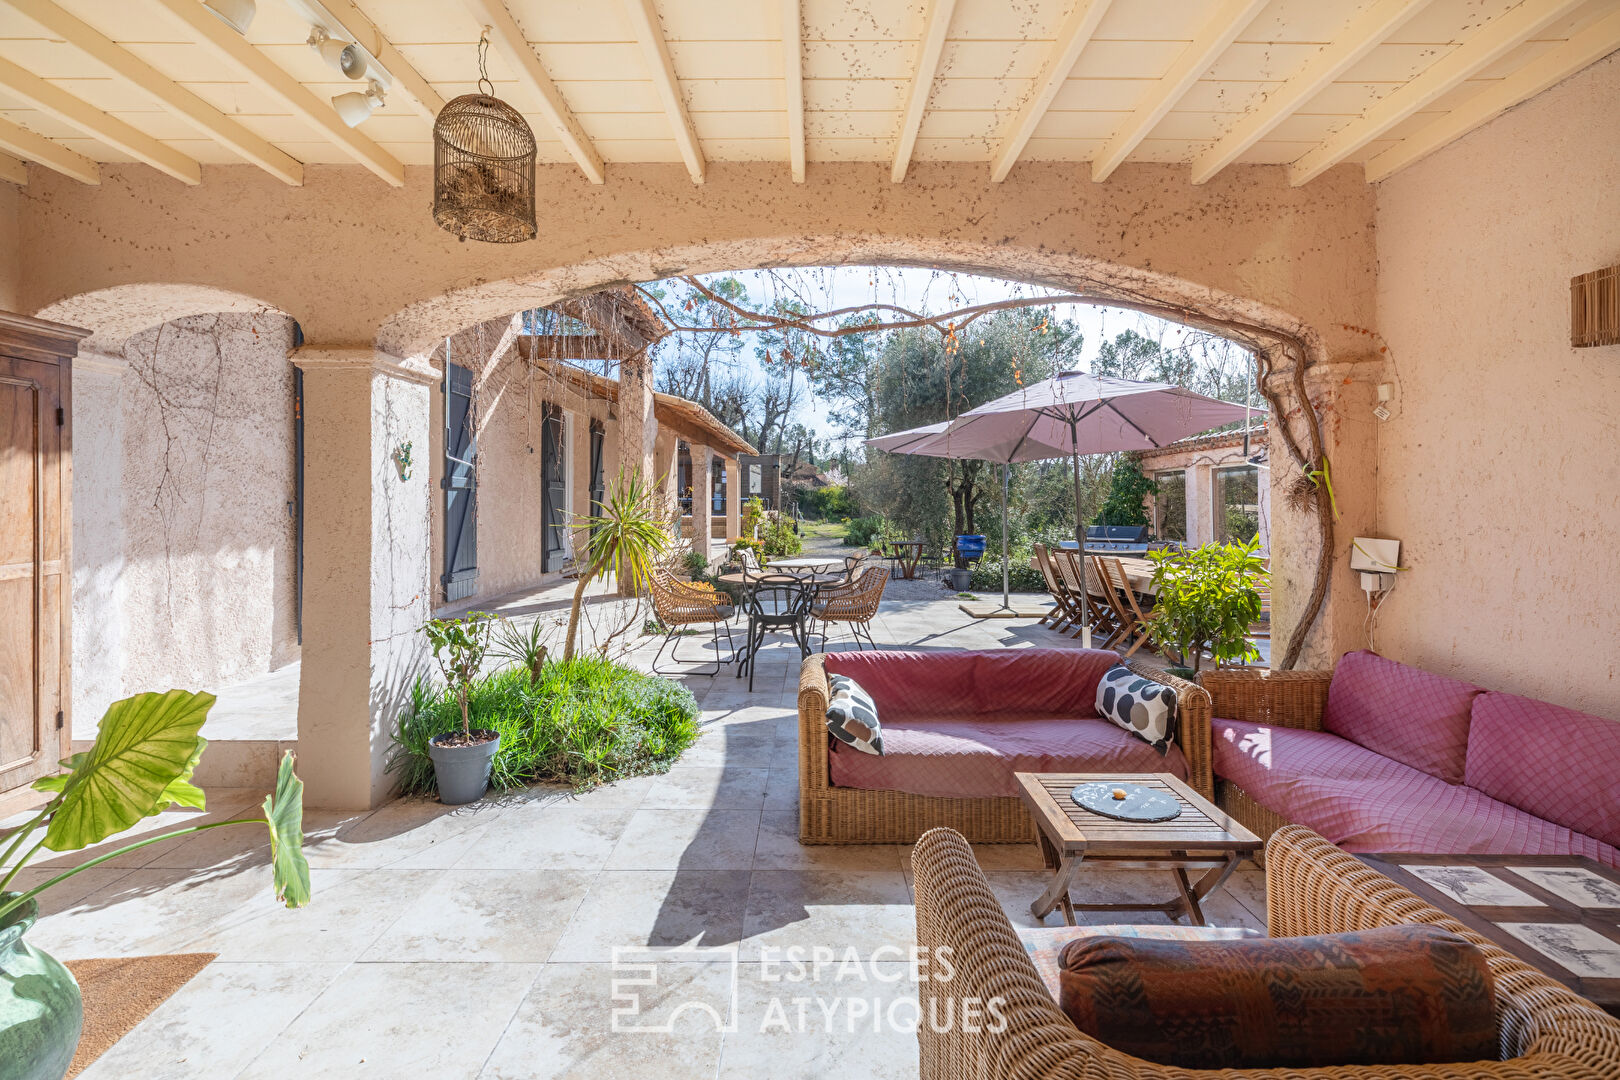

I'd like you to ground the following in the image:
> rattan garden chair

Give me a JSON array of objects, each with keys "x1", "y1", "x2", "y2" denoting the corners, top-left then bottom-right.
[
  {"x1": 810, "y1": 565, "x2": 888, "y2": 651},
  {"x1": 647, "y1": 569, "x2": 737, "y2": 676},
  {"x1": 912, "y1": 822, "x2": 1620, "y2": 1080}
]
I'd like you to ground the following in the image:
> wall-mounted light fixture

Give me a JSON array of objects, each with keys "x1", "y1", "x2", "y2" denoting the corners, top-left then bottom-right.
[
  {"x1": 333, "y1": 82, "x2": 385, "y2": 128},
  {"x1": 204, "y1": 0, "x2": 256, "y2": 34}
]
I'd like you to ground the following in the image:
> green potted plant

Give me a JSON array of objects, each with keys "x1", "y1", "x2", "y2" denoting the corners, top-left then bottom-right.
[
  {"x1": 0, "y1": 691, "x2": 309, "y2": 1080},
  {"x1": 1143, "y1": 540, "x2": 1267, "y2": 676},
  {"x1": 421, "y1": 612, "x2": 498, "y2": 804}
]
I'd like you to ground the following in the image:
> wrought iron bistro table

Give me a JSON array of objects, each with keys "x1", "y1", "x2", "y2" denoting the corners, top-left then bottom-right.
[
  {"x1": 765, "y1": 556, "x2": 843, "y2": 575},
  {"x1": 1015, "y1": 772, "x2": 1262, "y2": 926}
]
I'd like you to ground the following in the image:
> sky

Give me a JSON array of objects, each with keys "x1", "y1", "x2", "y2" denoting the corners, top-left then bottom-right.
[{"x1": 667, "y1": 265, "x2": 1223, "y2": 447}]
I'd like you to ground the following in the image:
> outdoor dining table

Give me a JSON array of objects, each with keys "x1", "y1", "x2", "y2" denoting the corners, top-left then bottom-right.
[{"x1": 765, "y1": 556, "x2": 843, "y2": 575}]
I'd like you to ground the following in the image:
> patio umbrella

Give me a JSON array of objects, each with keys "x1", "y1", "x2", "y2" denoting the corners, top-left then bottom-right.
[{"x1": 867, "y1": 373, "x2": 1257, "y2": 621}]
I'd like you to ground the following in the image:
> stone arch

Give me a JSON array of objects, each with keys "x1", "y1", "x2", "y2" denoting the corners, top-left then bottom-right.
[
  {"x1": 377, "y1": 235, "x2": 1338, "y2": 668},
  {"x1": 35, "y1": 283, "x2": 293, "y2": 355}
]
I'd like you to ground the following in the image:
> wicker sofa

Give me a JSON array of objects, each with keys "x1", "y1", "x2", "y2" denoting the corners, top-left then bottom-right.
[
  {"x1": 1202, "y1": 652, "x2": 1620, "y2": 866},
  {"x1": 912, "y1": 823, "x2": 1620, "y2": 1080},
  {"x1": 798, "y1": 648, "x2": 1210, "y2": 844}
]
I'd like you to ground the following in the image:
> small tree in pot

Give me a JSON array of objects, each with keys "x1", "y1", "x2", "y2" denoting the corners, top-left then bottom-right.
[
  {"x1": 1143, "y1": 540, "x2": 1267, "y2": 676},
  {"x1": 422, "y1": 612, "x2": 498, "y2": 804}
]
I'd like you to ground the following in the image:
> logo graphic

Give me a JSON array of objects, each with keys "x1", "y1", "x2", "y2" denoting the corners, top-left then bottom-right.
[{"x1": 610, "y1": 944, "x2": 741, "y2": 1034}]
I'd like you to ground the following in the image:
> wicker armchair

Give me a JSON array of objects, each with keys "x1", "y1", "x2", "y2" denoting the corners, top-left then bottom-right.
[
  {"x1": 798, "y1": 654, "x2": 1211, "y2": 844},
  {"x1": 647, "y1": 569, "x2": 737, "y2": 676},
  {"x1": 912, "y1": 823, "x2": 1620, "y2": 1080},
  {"x1": 810, "y1": 565, "x2": 889, "y2": 650},
  {"x1": 1200, "y1": 667, "x2": 1334, "y2": 842}
]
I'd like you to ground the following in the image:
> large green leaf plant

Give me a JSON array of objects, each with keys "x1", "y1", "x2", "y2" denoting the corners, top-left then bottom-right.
[
  {"x1": 0, "y1": 690, "x2": 310, "y2": 923},
  {"x1": 1144, "y1": 540, "x2": 1268, "y2": 675}
]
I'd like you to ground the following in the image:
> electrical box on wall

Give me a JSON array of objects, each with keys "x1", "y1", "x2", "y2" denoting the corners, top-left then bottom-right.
[{"x1": 1350, "y1": 537, "x2": 1401, "y2": 574}]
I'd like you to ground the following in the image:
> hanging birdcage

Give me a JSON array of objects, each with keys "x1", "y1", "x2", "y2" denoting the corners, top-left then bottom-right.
[{"x1": 432, "y1": 37, "x2": 536, "y2": 244}]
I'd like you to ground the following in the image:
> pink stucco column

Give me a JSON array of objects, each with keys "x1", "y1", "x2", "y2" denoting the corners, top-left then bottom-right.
[
  {"x1": 291, "y1": 346, "x2": 435, "y2": 810},
  {"x1": 690, "y1": 444, "x2": 713, "y2": 560},
  {"x1": 724, "y1": 456, "x2": 741, "y2": 544}
]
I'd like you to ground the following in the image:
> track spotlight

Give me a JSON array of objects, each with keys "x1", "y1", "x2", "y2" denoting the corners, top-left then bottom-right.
[
  {"x1": 332, "y1": 82, "x2": 385, "y2": 128},
  {"x1": 202, "y1": 0, "x2": 255, "y2": 35},
  {"x1": 307, "y1": 27, "x2": 367, "y2": 80}
]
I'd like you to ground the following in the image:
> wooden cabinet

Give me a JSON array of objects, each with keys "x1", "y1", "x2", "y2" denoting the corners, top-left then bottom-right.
[{"x1": 0, "y1": 311, "x2": 87, "y2": 798}]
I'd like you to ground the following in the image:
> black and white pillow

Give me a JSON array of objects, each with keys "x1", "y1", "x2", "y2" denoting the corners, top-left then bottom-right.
[
  {"x1": 826, "y1": 674, "x2": 883, "y2": 756},
  {"x1": 1095, "y1": 665, "x2": 1177, "y2": 755}
]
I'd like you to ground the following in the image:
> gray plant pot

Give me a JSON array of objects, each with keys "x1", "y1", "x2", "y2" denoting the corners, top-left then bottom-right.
[
  {"x1": 427, "y1": 731, "x2": 500, "y2": 805},
  {"x1": 945, "y1": 568, "x2": 973, "y2": 590}
]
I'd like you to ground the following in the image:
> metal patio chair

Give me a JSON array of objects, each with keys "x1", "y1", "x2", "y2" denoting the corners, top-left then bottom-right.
[{"x1": 735, "y1": 574, "x2": 813, "y2": 692}]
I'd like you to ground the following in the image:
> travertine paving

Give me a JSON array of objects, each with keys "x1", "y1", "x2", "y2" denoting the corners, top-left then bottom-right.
[{"x1": 7, "y1": 587, "x2": 1265, "y2": 1079}]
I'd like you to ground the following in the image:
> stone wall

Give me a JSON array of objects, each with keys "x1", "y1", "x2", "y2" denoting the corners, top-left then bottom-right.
[{"x1": 1374, "y1": 53, "x2": 1620, "y2": 716}]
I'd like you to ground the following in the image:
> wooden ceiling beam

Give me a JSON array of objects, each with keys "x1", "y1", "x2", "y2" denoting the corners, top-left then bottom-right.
[
  {"x1": 150, "y1": 0, "x2": 403, "y2": 186},
  {"x1": 890, "y1": 0, "x2": 956, "y2": 183},
  {"x1": 990, "y1": 0, "x2": 1114, "y2": 182},
  {"x1": 0, "y1": 150, "x2": 26, "y2": 185},
  {"x1": 307, "y1": 0, "x2": 444, "y2": 124},
  {"x1": 0, "y1": 55, "x2": 199, "y2": 183},
  {"x1": 1366, "y1": 7, "x2": 1620, "y2": 183},
  {"x1": 1289, "y1": 0, "x2": 1589, "y2": 186},
  {"x1": 1189, "y1": 0, "x2": 1434, "y2": 185},
  {"x1": 462, "y1": 0, "x2": 605, "y2": 184},
  {"x1": 1090, "y1": 0, "x2": 1266, "y2": 182},
  {"x1": 622, "y1": 0, "x2": 705, "y2": 184},
  {"x1": 0, "y1": 115, "x2": 97, "y2": 183},
  {"x1": 518, "y1": 334, "x2": 615, "y2": 361},
  {"x1": 781, "y1": 0, "x2": 805, "y2": 182},
  {"x1": 6, "y1": 0, "x2": 301, "y2": 185}
]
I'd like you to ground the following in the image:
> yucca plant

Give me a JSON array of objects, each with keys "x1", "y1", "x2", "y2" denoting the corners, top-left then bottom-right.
[
  {"x1": 562, "y1": 468, "x2": 671, "y2": 661},
  {"x1": 491, "y1": 615, "x2": 550, "y2": 686}
]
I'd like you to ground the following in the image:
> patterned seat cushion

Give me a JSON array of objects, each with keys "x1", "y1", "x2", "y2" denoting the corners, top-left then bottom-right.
[
  {"x1": 1017, "y1": 923, "x2": 1259, "y2": 1001},
  {"x1": 1322, "y1": 650, "x2": 1482, "y2": 783},
  {"x1": 828, "y1": 714, "x2": 1188, "y2": 798},
  {"x1": 1095, "y1": 664, "x2": 1176, "y2": 754},
  {"x1": 1054, "y1": 924, "x2": 1497, "y2": 1069},
  {"x1": 825, "y1": 674, "x2": 882, "y2": 755},
  {"x1": 1465, "y1": 691, "x2": 1620, "y2": 849},
  {"x1": 823, "y1": 648, "x2": 1123, "y2": 722}
]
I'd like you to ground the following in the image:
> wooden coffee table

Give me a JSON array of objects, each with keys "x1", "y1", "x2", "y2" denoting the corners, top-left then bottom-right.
[
  {"x1": 1014, "y1": 772, "x2": 1262, "y2": 926},
  {"x1": 1358, "y1": 853, "x2": 1620, "y2": 1015}
]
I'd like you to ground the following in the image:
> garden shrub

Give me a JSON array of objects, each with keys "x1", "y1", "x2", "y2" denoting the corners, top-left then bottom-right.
[
  {"x1": 968, "y1": 557, "x2": 1046, "y2": 592},
  {"x1": 391, "y1": 656, "x2": 701, "y2": 794},
  {"x1": 844, "y1": 515, "x2": 885, "y2": 547},
  {"x1": 760, "y1": 514, "x2": 803, "y2": 557},
  {"x1": 800, "y1": 484, "x2": 855, "y2": 519}
]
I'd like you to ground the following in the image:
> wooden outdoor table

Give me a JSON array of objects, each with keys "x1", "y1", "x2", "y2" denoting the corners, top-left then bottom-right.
[
  {"x1": 885, "y1": 540, "x2": 924, "y2": 579},
  {"x1": 1357, "y1": 852, "x2": 1620, "y2": 1015},
  {"x1": 1015, "y1": 772, "x2": 1261, "y2": 926}
]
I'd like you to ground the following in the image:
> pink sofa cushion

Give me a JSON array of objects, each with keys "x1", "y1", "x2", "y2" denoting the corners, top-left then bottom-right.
[
  {"x1": 1465, "y1": 692, "x2": 1620, "y2": 849},
  {"x1": 1264, "y1": 772, "x2": 1620, "y2": 868},
  {"x1": 823, "y1": 648, "x2": 1122, "y2": 722},
  {"x1": 1212, "y1": 718, "x2": 1421, "y2": 815},
  {"x1": 828, "y1": 714, "x2": 1188, "y2": 798},
  {"x1": 1322, "y1": 650, "x2": 1481, "y2": 784}
]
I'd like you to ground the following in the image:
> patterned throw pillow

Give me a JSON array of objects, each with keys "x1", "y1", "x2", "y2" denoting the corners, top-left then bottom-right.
[
  {"x1": 1094, "y1": 664, "x2": 1176, "y2": 755},
  {"x1": 826, "y1": 674, "x2": 883, "y2": 756},
  {"x1": 1056, "y1": 924, "x2": 1497, "y2": 1070}
]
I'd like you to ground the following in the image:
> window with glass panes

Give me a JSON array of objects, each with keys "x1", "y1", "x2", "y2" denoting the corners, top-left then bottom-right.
[
  {"x1": 1153, "y1": 470, "x2": 1187, "y2": 541},
  {"x1": 1213, "y1": 465, "x2": 1260, "y2": 544}
]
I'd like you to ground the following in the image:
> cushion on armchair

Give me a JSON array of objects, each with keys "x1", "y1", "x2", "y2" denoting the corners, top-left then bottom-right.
[
  {"x1": 825, "y1": 674, "x2": 883, "y2": 756},
  {"x1": 1323, "y1": 650, "x2": 1482, "y2": 783},
  {"x1": 1095, "y1": 664, "x2": 1176, "y2": 755},
  {"x1": 1055, "y1": 924, "x2": 1497, "y2": 1069}
]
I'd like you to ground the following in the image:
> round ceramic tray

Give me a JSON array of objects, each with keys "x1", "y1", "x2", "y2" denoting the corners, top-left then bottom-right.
[{"x1": 1070, "y1": 781, "x2": 1183, "y2": 823}]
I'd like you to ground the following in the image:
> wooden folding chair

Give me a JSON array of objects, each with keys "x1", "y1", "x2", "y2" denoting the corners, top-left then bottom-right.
[
  {"x1": 1047, "y1": 548, "x2": 1103, "y2": 642},
  {"x1": 1032, "y1": 544, "x2": 1078, "y2": 630},
  {"x1": 1078, "y1": 552, "x2": 1128, "y2": 646},
  {"x1": 1099, "y1": 557, "x2": 1175, "y2": 662}
]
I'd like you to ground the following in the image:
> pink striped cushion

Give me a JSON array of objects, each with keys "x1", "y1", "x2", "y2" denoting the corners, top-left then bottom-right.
[
  {"x1": 1280, "y1": 775, "x2": 1620, "y2": 868},
  {"x1": 1212, "y1": 719, "x2": 1419, "y2": 814},
  {"x1": 828, "y1": 714, "x2": 1188, "y2": 798},
  {"x1": 823, "y1": 648, "x2": 1121, "y2": 722},
  {"x1": 1323, "y1": 651, "x2": 1481, "y2": 784},
  {"x1": 1465, "y1": 692, "x2": 1620, "y2": 849}
]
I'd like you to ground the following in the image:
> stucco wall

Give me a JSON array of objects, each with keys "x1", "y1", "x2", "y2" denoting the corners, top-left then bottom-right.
[
  {"x1": 0, "y1": 179, "x2": 18, "y2": 313},
  {"x1": 72, "y1": 313, "x2": 300, "y2": 721},
  {"x1": 1374, "y1": 53, "x2": 1620, "y2": 717}
]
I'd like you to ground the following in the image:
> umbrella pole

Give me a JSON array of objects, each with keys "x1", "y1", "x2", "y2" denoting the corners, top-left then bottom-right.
[
  {"x1": 998, "y1": 461, "x2": 1012, "y2": 613},
  {"x1": 1068, "y1": 419, "x2": 1092, "y2": 648}
]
